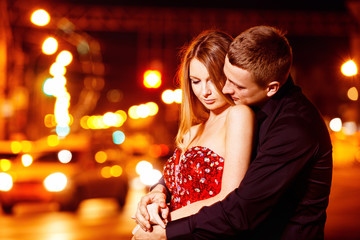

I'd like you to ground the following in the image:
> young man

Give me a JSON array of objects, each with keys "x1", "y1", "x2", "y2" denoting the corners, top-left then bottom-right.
[{"x1": 133, "y1": 25, "x2": 332, "y2": 240}]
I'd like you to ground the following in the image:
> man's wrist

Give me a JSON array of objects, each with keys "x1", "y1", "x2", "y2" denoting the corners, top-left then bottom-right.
[
  {"x1": 152, "y1": 184, "x2": 167, "y2": 194},
  {"x1": 166, "y1": 217, "x2": 194, "y2": 240}
]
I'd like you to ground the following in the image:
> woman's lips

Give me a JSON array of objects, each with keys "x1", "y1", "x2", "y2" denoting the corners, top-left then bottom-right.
[{"x1": 203, "y1": 99, "x2": 215, "y2": 104}]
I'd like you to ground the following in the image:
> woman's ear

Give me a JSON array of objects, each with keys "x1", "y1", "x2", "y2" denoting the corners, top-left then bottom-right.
[{"x1": 266, "y1": 81, "x2": 280, "y2": 97}]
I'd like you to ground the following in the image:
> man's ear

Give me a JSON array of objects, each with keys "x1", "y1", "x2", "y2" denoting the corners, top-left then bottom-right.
[{"x1": 266, "y1": 81, "x2": 280, "y2": 97}]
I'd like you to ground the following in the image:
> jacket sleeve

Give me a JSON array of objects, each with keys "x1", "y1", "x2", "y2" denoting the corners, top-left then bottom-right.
[
  {"x1": 150, "y1": 176, "x2": 172, "y2": 203},
  {"x1": 166, "y1": 117, "x2": 321, "y2": 239}
]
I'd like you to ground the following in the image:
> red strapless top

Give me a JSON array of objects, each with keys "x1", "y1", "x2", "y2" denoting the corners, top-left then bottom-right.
[{"x1": 163, "y1": 146, "x2": 225, "y2": 211}]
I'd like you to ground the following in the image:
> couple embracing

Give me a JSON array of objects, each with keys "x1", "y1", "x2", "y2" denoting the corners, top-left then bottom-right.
[{"x1": 132, "y1": 25, "x2": 332, "y2": 240}]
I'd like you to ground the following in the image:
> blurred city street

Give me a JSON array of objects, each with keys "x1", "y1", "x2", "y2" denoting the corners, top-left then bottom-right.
[
  {"x1": 0, "y1": 183, "x2": 144, "y2": 240},
  {"x1": 1, "y1": 0, "x2": 360, "y2": 240},
  {"x1": 0, "y1": 162, "x2": 360, "y2": 240},
  {"x1": 325, "y1": 164, "x2": 360, "y2": 240}
]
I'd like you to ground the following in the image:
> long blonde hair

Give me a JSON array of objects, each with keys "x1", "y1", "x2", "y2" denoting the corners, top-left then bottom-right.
[{"x1": 175, "y1": 30, "x2": 233, "y2": 151}]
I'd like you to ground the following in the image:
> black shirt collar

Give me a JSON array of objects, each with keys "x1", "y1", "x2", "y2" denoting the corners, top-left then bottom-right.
[{"x1": 253, "y1": 75, "x2": 295, "y2": 123}]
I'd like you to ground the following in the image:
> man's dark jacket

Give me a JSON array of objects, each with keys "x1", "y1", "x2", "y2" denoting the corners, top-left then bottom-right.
[{"x1": 157, "y1": 77, "x2": 333, "y2": 240}]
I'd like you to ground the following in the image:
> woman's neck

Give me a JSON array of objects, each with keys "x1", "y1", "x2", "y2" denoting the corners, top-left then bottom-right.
[{"x1": 207, "y1": 104, "x2": 230, "y2": 123}]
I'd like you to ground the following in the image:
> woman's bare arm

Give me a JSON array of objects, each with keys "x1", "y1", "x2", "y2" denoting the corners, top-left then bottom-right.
[{"x1": 170, "y1": 105, "x2": 255, "y2": 221}]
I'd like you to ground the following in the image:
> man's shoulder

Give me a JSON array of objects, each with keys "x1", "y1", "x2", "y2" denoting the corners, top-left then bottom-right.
[{"x1": 267, "y1": 91, "x2": 330, "y2": 145}]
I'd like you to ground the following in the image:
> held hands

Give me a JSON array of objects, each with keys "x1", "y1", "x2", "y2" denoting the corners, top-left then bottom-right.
[
  {"x1": 147, "y1": 203, "x2": 169, "y2": 227},
  {"x1": 132, "y1": 202, "x2": 168, "y2": 234},
  {"x1": 132, "y1": 225, "x2": 167, "y2": 240},
  {"x1": 132, "y1": 186, "x2": 169, "y2": 232}
]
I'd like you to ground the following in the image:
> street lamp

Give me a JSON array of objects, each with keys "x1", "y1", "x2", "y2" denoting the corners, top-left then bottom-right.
[
  {"x1": 341, "y1": 60, "x2": 358, "y2": 77},
  {"x1": 30, "y1": 9, "x2": 50, "y2": 26},
  {"x1": 341, "y1": 60, "x2": 359, "y2": 101},
  {"x1": 143, "y1": 70, "x2": 162, "y2": 89}
]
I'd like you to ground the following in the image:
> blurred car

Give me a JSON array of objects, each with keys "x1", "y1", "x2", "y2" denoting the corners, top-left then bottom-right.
[{"x1": 0, "y1": 137, "x2": 129, "y2": 214}]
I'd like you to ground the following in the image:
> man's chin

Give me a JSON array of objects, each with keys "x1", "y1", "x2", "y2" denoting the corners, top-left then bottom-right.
[{"x1": 233, "y1": 99, "x2": 243, "y2": 105}]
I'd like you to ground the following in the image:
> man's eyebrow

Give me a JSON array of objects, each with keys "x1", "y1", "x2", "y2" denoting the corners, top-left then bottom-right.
[{"x1": 227, "y1": 78, "x2": 242, "y2": 87}]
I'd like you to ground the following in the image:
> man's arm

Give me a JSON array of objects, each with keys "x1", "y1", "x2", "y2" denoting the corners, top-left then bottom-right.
[
  {"x1": 150, "y1": 176, "x2": 171, "y2": 203},
  {"x1": 166, "y1": 119, "x2": 321, "y2": 239},
  {"x1": 133, "y1": 225, "x2": 167, "y2": 240}
]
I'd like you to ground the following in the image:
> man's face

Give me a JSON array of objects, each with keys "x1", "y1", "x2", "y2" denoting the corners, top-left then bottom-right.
[{"x1": 222, "y1": 56, "x2": 268, "y2": 106}]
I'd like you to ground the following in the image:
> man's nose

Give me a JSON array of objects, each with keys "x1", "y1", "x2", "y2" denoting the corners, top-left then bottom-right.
[{"x1": 222, "y1": 81, "x2": 232, "y2": 94}]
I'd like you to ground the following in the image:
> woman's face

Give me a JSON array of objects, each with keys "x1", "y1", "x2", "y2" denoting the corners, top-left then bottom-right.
[{"x1": 189, "y1": 58, "x2": 229, "y2": 111}]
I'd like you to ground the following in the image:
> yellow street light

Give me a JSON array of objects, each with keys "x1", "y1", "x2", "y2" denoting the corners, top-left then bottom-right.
[
  {"x1": 31, "y1": 9, "x2": 50, "y2": 26},
  {"x1": 143, "y1": 70, "x2": 162, "y2": 88},
  {"x1": 42, "y1": 37, "x2": 58, "y2": 55},
  {"x1": 56, "y1": 50, "x2": 73, "y2": 66},
  {"x1": 341, "y1": 60, "x2": 358, "y2": 77}
]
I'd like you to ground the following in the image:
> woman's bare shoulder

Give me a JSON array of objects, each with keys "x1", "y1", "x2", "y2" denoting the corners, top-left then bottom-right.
[{"x1": 227, "y1": 104, "x2": 254, "y2": 120}]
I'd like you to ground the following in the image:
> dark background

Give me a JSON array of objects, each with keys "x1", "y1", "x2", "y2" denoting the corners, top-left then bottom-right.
[{"x1": 4, "y1": 0, "x2": 358, "y2": 142}]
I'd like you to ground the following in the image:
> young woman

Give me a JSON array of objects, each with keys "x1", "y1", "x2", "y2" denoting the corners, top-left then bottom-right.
[{"x1": 132, "y1": 30, "x2": 255, "y2": 233}]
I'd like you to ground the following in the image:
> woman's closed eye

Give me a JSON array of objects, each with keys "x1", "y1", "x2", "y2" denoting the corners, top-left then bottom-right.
[{"x1": 191, "y1": 79, "x2": 200, "y2": 84}]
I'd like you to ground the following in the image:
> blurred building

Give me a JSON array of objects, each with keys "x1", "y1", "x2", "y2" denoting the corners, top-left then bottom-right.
[{"x1": 0, "y1": 0, "x2": 359, "y2": 148}]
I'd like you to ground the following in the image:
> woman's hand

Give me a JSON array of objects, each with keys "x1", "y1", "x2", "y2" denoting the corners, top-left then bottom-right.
[
  {"x1": 146, "y1": 202, "x2": 168, "y2": 227},
  {"x1": 132, "y1": 203, "x2": 168, "y2": 236},
  {"x1": 132, "y1": 185, "x2": 169, "y2": 232}
]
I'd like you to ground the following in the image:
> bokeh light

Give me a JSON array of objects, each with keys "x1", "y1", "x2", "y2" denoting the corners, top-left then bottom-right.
[
  {"x1": 143, "y1": 70, "x2": 162, "y2": 88},
  {"x1": 44, "y1": 114, "x2": 57, "y2": 128},
  {"x1": 0, "y1": 173, "x2": 13, "y2": 191},
  {"x1": 0, "y1": 159, "x2": 11, "y2": 171},
  {"x1": 21, "y1": 154, "x2": 33, "y2": 167},
  {"x1": 44, "y1": 172, "x2": 67, "y2": 192},
  {"x1": 347, "y1": 87, "x2": 359, "y2": 101},
  {"x1": 139, "y1": 169, "x2": 162, "y2": 186},
  {"x1": 128, "y1": 106, "x2": 139, "y2": 119},
  {"x1": 103, "y1": 112, "x2": 117, "y2": 126},
  {"x1": 58, "y1": 150, "x2": 72, "y2": 163},
  {"x1": 113, "y1": 131, "x2": 125, "y2": 144},
  {"x1": 136, "y1": 104, "x2": 150, "y2": 118},
  {"x1": 162, "y1": 89, "x2": 174, "y2": 104},
  {"x1": 341, "y1": 60, "x2": 358, "y2": 77},
  {"x1": 21, "y1": 141, "x2": 33, "y2": 153},
  {"x1": 110, "y1": 165, "x2": 123, "y2": 177},
  {"x1": 10, "y1": 141, "x2": 21, "y2": 154},
  {"x1": 42, "y1": 37, "x2": 58, "y2": 55},
  {"x1": 329, "y1": 118, "x2": 342, "y2": 132},
  {"x1": 31, "y1": 9, "x2": 50, "y2": 26},
  {"x1": 174, "y1": 89, "x2": 182, "y2": 103},
  {"x1": 135, "y1": 161, "x2": 153, "y2": 175},
  {"x1": 146, "y1": 102, "x2": 159, "y2": 116},
  {"x1": 47, "y1": 135, "x2": 60, "y2": 147},
  {"x1": 101, "y1": 166, "x2": 112, "y2": 178},
  {"x1": 95, "y1": 151, "x2": 107, "y2": 163},
  {"x1": 56, "y1": 50, "x2": 73, "y2": 66},
  {"x1": 107, "y1": 89, "x2": 123, "y2": 103},
  {"x1": 49, "y1": 62, "x2": 66, "y2": 76}
]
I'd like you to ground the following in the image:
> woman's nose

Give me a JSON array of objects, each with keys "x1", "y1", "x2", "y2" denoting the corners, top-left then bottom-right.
[{"x1": 202, "y1": 84, "x2": 211, "y2": 96}]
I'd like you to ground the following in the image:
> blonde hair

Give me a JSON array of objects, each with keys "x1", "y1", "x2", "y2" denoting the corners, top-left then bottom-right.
[{"x1": 175, "y1": 30, "x2": 233, "y2": 151}]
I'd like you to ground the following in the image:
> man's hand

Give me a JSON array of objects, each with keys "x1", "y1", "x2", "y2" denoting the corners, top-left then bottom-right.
[
  {"x1": 132, "y1": 225, "x2": 167, "y2": 240},
  {"x1": 146, "y1": 203, "x2": 169, "y2": 228},
  {"x1": 133, "y1": 185, "x2": 169, "y2": 231}
]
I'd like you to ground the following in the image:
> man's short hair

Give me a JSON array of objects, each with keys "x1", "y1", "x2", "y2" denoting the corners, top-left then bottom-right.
[{"x1": 228, "y1": 25, "x2": 293, "y2": 87}]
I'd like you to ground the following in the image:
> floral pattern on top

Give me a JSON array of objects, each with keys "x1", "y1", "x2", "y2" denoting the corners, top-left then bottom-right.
[{"x1": 163, "y1": 146, "x2": 225, "y2": 211}]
